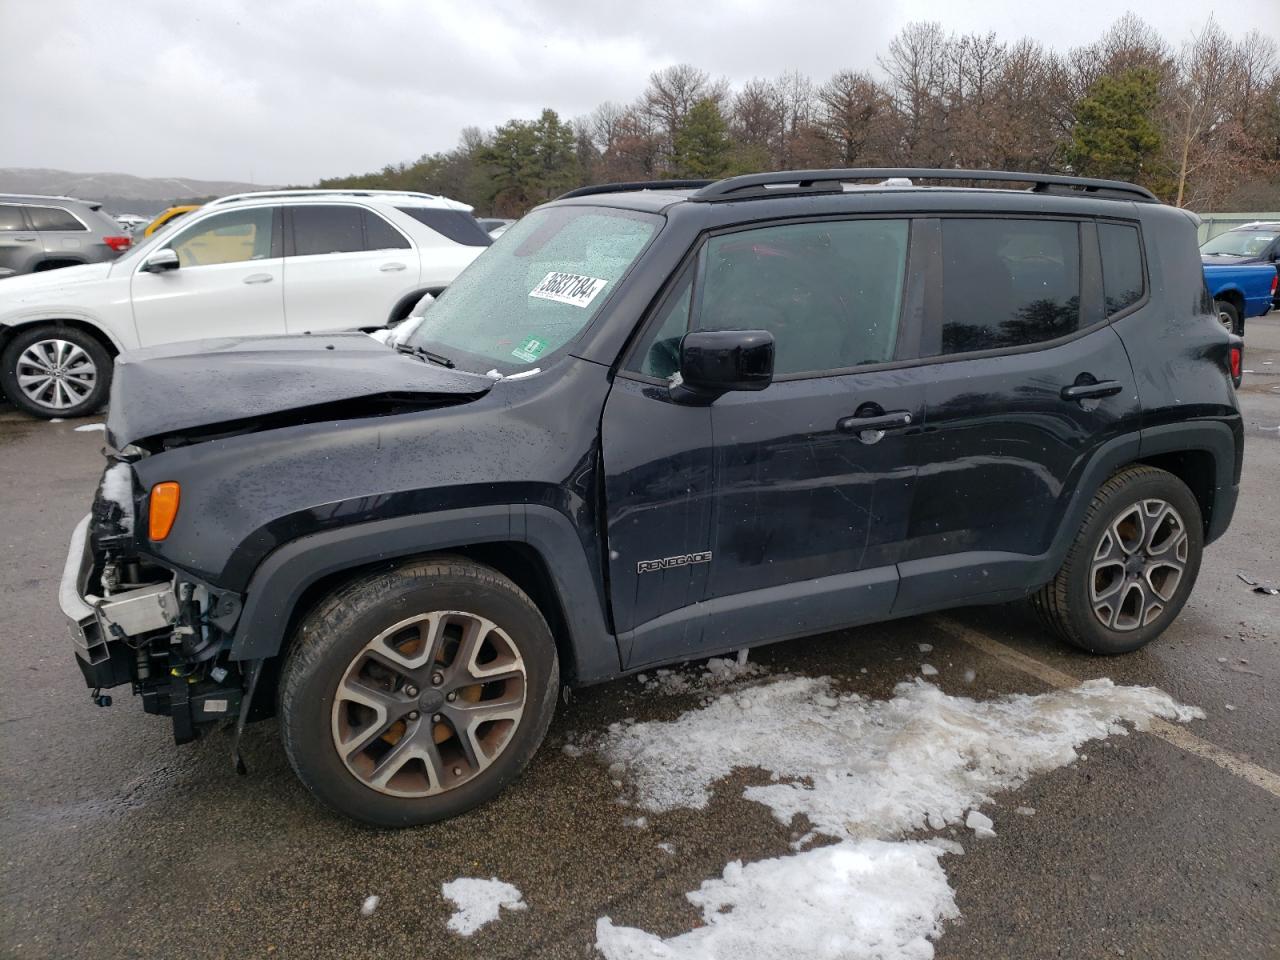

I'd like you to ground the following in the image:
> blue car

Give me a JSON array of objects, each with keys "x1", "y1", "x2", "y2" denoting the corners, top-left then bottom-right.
[{"x1": 1202, "y1": 222, "x2": 1280, "y2": 332}]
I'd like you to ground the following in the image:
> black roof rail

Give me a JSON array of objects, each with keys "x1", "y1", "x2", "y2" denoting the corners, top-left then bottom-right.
[
  {"x1": 556, "y1": 179, "x2": 714, "y2": 200},
  {"x1": 688, "y1": 168, "x2": 1158, "y2": 203}
]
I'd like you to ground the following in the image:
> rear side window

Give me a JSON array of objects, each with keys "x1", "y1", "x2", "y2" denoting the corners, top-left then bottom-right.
[
  {"x1": 26, "y1": 205, "x2": 86, "y2": 231},
  {"x1": 695, "y1": 218, "x2": 909, "y2": 376},
  {"x1": 0, "y1": 206, "x2": 27, "y2": 231},
  {"x1": 938, "y1": 218, "x2": 1081, "y2": 354},
  {"x1": 396, "y1": 207, "x2": 492, "y2": 247},
  {"x1": 363, "y1": 210, "x2": 410, "y2": 250},
  {"x1": 1098, "y1": 222, "x2": 1145, "y2": 315},
  {"x1": 292, "y1": 205, "x2": 364, "y2": 255}
]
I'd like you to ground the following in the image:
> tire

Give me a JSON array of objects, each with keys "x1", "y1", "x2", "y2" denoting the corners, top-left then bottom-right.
[
  {"x1": 0, "y1": 324, "x2": 112, "y2": 419},
  {"x1": 278, "y1": 557, "x2": 560, "y2": 827},
  {"x1": 1032, "y1": 465, "x2": 1203, "y2": 655},
  {"x1": 1214, "y1": 299, "x2": 1242, "y2": 336}
]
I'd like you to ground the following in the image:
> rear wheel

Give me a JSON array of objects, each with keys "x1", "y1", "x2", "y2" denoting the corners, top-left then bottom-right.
[
  {"x1": 0, "y1": 325, "x2": 112, "y2": 419},
  {"x1": 1032, "y1": 466, "x2": 1203, "y2": 654},
  {"x1": 278, "y1": 557, "x2": 559, "y2": 827},
  {"x1": 1214, "y1": 299, "x2": 1242, "y2": 336}
]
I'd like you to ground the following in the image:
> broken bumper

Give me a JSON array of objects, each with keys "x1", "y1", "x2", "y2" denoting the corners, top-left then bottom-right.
[{"x1": 59, "y1": 513, "x2": 177, "y2": 688}]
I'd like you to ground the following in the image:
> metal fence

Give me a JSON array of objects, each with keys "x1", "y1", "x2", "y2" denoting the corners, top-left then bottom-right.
[{"x1": 1197, "y1": 212, "x2": 1280, "y2": 243}]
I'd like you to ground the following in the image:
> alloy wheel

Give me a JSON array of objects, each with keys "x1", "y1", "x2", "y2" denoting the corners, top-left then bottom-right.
[
  {"x1": 16, "y1": 338, "x2": 97, "y2": 410},
  {"x1": 1089, "y1": 498, "x2": 1189, "y2": 632},
  {"x1": 331, "y1": 611, "x2": 527, "y2": 797}
]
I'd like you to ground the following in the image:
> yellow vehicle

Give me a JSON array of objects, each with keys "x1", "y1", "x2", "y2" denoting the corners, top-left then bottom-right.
[{"x1": 142, "y1": 204, "x2": 200, "y2": 237}]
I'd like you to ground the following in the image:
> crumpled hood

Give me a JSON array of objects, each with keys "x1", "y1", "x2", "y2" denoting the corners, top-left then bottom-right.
[{"x1": 106, "y1": 333, "x2": 495, "y2": 447}]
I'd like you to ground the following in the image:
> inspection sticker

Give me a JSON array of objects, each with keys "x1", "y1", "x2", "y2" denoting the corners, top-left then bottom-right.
[
  {"x1": 512, "y1": 336, "x2": 548, "y2": 363},
  {"x1": 529, "y1": 271, "x2": 608, "y2": 308}
]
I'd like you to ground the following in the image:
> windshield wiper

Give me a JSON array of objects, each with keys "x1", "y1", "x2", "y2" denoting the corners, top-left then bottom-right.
[{"x1": 394, "y1": 342, "x2": 455, "y2": 369}]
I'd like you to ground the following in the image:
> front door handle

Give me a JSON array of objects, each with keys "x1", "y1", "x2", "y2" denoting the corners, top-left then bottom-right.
[
  {"x1": 838, "y1": 410, "x2": 913, "y2": 433},
  {"x1": 1060, "y1": 379, "x2": 1123, "y2": 401},
  {"x1": 12, "y1": 235, "x2": 36, "y2": 242},
  {"x1": 379, "y1": 262, "x2": 407, "y2": 272},
  {"x1": 243, "y1": 273, "x2": 273, "y2": 284}
]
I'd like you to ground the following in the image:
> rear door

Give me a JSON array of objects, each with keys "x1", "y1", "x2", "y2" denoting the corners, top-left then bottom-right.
[
  {"x1": 895, "y1": 216, "x2": 1141, "y2": 612},
  {"x1": 0, "y1": 204, "x2": 37, "y2": 277},
  {"x1": 606, "y1": 216, "x2": 929, "y2": 669},
  {"x1": 282, "y1": 204, "x2": 418, "y2": 332},
  {"x1": 131, "y1": 205, "x2": 286, "y2": 344},
  {"x1": 25, "y1": 203, "x2": 92, "y2": 264}
]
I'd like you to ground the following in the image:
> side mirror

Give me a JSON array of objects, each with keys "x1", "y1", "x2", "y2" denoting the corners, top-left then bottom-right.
[
  {"x1": 142, "y1": 249, "x2": 180, "y2": 273},
  {"x1": 672, "y1": 329, "x2": 774, "y2": 403}
]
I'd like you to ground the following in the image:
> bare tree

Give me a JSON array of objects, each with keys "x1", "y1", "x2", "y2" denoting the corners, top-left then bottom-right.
[{"x1": 817, "y1": 70, "x2": 890, "y2": 166}]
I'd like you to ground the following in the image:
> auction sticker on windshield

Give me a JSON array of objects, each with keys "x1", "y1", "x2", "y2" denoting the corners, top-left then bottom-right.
[
  {"x1": 512, "y1": 336, "x2": 548, "y2": 363},
  {"x1": 529, "y1": 272, "x2": 608, "y2": 308}
]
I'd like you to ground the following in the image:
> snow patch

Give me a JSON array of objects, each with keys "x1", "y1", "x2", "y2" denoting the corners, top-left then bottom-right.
[
  {"x1": 442, "y1": 877, "x2": 526, "y2": 936},
  {"x1": 920, "y1": 663, "x2": 939, "y2": 676},
  {"x1": 965, "y1": 810, "x2": 995, "y2": 838},
  {"x1": 918, "y1": 643, "x2": 933, "y2": 653},
  {"x1": 360, "y1": 895, "x2": 380, "y2": 917},
  {"x1": 99, "y1": 463, "x2": 134, "y2": 534},
  {"x1": 639, "y1": 656, "x2": 767, "y2": 696},
  {"x1": 74, "y1": 422, "x2": 106, "y2": 432},
  {"x1": 596, "y1": 840, "x2": 959, "y2": 960},
  {"x1": 598, "y1": 676, "x2": 1202, "y2": 840}
]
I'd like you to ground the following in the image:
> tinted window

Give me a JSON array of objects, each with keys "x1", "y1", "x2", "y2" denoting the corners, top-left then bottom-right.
[
  {"x1": 168, "y1": 208, "x2": 275, "y2": 267},
  {"x1": 1098, "y1": 223, "x2": 1144, "y2": 315},
  {"x1": 363, "y1": 210, "x2": 410, "y2": 250},
  {"x1": 696, "y1": 219, "x2": 908, "y2": 376},
  {"x1": 397, "y1": 207, "x2": 492, "y2": 247},
  {"x1": 0, "y1": 206, "x2": 26, "y2": 231},
  {"x1": 632, "y1": 269, "x2": 694, "y2": 378},
  {"x1": 292, "y1": 205, "x2": 363, "y2": 256},
  {"x1": 939, "y1": 218, "x2": 1080, "y2": 354},
  {"x1": 26, "y1": 205, "x2": 86, "y2": 231}
]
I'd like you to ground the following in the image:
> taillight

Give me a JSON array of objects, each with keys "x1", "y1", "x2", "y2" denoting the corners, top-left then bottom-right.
[
  {"x1": 103, "y1": 235, "x2": 132, "y2": 252},
  {"x1": 148, "y1": 482, "x2": 181, "y2": 541},
  {"x1": 1271, "y1": 271, "x2": 1278, "y2": 295},
  {"x1": 1230, "y1": 346, "x2": 1242, "y2": 380}
]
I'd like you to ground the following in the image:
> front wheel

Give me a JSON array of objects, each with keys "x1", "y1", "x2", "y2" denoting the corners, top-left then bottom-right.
[
  {"x1": 0, "y1": 325, "x2": 112, "y2": 419},
  {"x1": 278, "y1": 557, "x2": 559, "y2": 827},
  {"x1": 1032, "y1": 466, "x2": 1203, "y2": 654}
]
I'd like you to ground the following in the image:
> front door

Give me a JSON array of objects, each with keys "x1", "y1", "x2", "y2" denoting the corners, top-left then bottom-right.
[
  {"x1": 131, "y1": 206, "x2": 285, "y2": 345},
  {"x1": 609, "y1": 217, "x2": 927, "y2": 669}
]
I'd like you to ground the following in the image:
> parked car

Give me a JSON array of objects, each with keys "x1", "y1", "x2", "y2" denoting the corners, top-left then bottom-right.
[
  {"x1": 60, "y1": 168, "x2": 1241, "y2": 826},
  {"x1": 1202, "y1": 260, "x2": 1276, "y2": 334},
  {"x1": 0, "y1": 194, "x2": 132, "y2": 280},
  {"x1": 1201, "y1": 221, "x2": 1280, "y2": 265},
  {"x1": 112, "y1": 213, "x2": 149, "y2": 232},
  {"x1": 0, "y1": 189, "x2": 491, "y2": 418},
  {"x1": 142, "y1": 204, "x2": 200, "y2": 237},
  {"x1": 477, "y1": 217, "x2": 515, "y2": 237}
]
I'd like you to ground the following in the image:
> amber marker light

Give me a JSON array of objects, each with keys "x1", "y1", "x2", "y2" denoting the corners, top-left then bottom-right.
[{"x1": 148, "y1": 482, "x2": 181, "y2": 541}]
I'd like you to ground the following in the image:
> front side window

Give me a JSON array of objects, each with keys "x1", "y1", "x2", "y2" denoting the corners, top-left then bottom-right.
[
  {"x1": 696, "y1": 219, "x2": 909, "y2": 376},
  {"x1": 407, "y1": 205, "x2": 659, "y2": 372},
  {"x1": 26, "y1": 205, "x2": 86, "y2": 231},
  {"x1": 167, "y1": 208, "x2": 275, "y2": 267},
  {"x1": 938, "y1": 218, "x2": 1081, "y2": 355},
  {"x1": 1098, "y1": 222, "x2": 1144, "y2": 316},
  {"x1": 0, "y1": 206, "x2": 27, "y2": 231},
  {"x1": 291, "y1": 205, "x2": 364, "y2": 256}
]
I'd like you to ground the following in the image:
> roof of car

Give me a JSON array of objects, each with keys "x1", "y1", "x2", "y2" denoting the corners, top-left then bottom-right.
[
  {"x1": 0, "y1": 193, "x2": 103, "y2": 209},
  {"x1": 205, "y1": 189, "x2": 473, "y2": 212}
]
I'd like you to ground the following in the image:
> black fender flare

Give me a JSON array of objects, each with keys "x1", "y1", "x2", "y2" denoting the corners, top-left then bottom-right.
[{"x1": 227, "y1": 504, "x2": 620, "y2": 682}]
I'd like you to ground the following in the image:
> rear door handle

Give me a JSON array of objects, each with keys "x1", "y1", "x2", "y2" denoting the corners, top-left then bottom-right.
[
  {"x1": 12, "y1": 236, "x2": 36, "y2": 242},
  {"x1": 1060, "y1": 380, "x2": 1123, "y2": 401},
  {"x1": 242, "y1": 273, "x2": 273, "y2": 284},
  {"x1": 837, "y1": 410, "x2": 913, "y2": 441},
  {"x1": 379, "y1": 262, "x2": 407, "y2": 272}
]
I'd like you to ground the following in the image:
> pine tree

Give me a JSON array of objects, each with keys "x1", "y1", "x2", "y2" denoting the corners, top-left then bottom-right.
[
  {"x1": 1068, "y1": 68, "x2": 1164, "y2": 186},
  {"x1": 672, "y1": 98, "x2": 732, "y2": 178}
]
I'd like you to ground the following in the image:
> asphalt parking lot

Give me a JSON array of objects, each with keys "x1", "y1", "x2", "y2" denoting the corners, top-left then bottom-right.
[{"x1": 1, "y1": 319, "x2": 1277, "y2": 960}]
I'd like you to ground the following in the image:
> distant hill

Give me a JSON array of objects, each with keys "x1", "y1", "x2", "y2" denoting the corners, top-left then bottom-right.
[{"x1": 0, "y1": 167, "x2": 277, "y2": 215}]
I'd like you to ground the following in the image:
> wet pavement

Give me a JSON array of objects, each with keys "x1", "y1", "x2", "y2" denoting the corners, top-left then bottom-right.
[{"x1": 1, "y1": 319, "x2": 1277, "y2": 960}]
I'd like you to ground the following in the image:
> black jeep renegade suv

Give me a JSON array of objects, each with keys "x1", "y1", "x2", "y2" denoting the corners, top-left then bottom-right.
[{"x1": 60, "y1": 169, "x2": 1244, "y2": 826}]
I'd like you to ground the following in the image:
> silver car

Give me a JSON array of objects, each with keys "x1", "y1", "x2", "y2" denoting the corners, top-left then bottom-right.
[{"x1": 0, "y1": 194, "x2": 133, "y2": 279}]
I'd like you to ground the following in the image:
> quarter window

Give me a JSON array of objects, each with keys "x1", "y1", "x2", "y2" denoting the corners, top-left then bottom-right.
[
  {"x1": 167, "y1": 208, "x2": 275, "y2": 267},
  {"x1": 26, "y1": 205, "x2": 86, "y2": 231},
  {"x1": 694, "y1": 219, "x2": 909, "y2": 376},
  {"x1": 291, "y1": 205, "x2": 364, "y2": 256},
  {"x1": 1098, "y1": 222, "x2": 1144, "y2": 315},
  {"x1": 938, "y1": 218, "x2": 1081, "y2": 354},
  {"x1": 633, "y1": 270, "x2": 694, "y2": 379},
  {"x1": 0, "y1": 206, "x2": 27, "y2": 231}
]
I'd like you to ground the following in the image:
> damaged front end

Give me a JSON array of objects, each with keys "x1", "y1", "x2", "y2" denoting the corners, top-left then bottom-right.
[{"x1": 60, "y1": 461, "x2": 251, "y2": 746}]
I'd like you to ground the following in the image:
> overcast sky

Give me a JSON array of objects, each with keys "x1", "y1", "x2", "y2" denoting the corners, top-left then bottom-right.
[{"x1": 4, "y1": 0, "x2": 1277, "y2": 185}]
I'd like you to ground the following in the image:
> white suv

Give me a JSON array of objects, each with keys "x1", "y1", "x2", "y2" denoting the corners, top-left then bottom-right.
[{"x1": 0, "y1": 190, "x2": 490, "y2": 418}]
